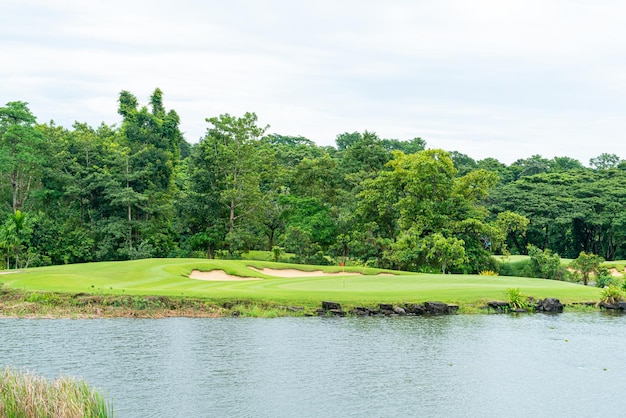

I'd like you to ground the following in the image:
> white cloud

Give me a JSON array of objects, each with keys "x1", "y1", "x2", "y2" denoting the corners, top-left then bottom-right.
[{"x1": 2, "y1": 0, "x2": 626, "y2": 163}]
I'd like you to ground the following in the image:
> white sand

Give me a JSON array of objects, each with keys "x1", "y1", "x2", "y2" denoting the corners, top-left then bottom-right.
[
  {"x1": 570, "y1": 267, "x2": 624, "y2": 278},
  {"x1": 248, "y1": 267, "x2": 362, "y2": 277},
  {"x1": 189, "y1": 270, "x2": 262, "y2": 281},
  {"x1": 189, "y1": 267, "x2": 394, "y2": 281}
]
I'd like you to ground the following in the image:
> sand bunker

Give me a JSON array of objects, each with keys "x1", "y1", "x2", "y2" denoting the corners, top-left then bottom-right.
[
  {"x1": 569, "y1": 267, "x2": 625, "y2": 278},
  {"x1": 190, "y1": 267, "x2": 394, "y2": 281},
  {"x1": 248, "y1": 267, "x2": 362, "y2": 278},
  {"x1": 189, "y1": 270, "x2": 262, "y2": 281}
]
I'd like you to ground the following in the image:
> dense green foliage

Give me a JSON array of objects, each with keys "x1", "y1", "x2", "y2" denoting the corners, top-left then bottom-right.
[{"x1": 2, "y1": 89, "x2": 625, "y2": 277}]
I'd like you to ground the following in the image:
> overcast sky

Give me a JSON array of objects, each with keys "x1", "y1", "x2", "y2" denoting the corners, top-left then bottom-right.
[{"x1": 2, "y1": 0, "x2": 626, "y2": 164}]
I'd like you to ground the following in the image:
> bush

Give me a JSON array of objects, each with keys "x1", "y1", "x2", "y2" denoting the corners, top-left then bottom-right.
[
  {"x1": 596, "y1": 267, "x2": 619, "y2": 288},
  {"x1": 498, "y1": 259, "x2": 531, "y2": 277},
  {"x1": 600, "y1": 285, "x2": 623, "y2": 305},
  {"x1": 460, "y1": 246, "x2": 499, "y2": 274},
  {"x1": 299, "y1": 251, "x2": 331, "y2": 266},
  {"x1": 416, "y1": 264, "x2": 444, "y2": 274},
  {"x1": 506, "y1": 288, "x2": 531, "y2": 310},
  {"x1": 271, "y1": 246, "x2": 283, "y2": 262},
  {"x1": 527, "y1": 245, "x2": 566, "y2": 280}
]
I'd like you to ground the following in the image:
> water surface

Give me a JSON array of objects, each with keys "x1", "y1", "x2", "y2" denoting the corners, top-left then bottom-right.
[{"x1": 1, "y1": 314, "x2": 625, "y2": 417}]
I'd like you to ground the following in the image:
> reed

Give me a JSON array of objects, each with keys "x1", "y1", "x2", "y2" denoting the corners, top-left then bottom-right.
[{"x1": 0, "y1": 367, "x2": 113, "y2": 418}]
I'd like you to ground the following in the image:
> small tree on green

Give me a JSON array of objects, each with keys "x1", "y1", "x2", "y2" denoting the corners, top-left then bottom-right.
[
  {"x1": 570, "y1": 251, "x2": 605, "y2": 286},
  {"x1": 271, "y1": 245, "x2": 283, "y2": 262},
  {"x1": 421, "y1": 233, "x2": 466, "y2": 274},
  {"x1": 527, "y1": 245, "x2": 566, "y2": 280},
  {"x1": 0, "y1": 101, "x2": 46, "y2": 213},
  {"x1": 0, "y1": 210, "x2": 33, "y2": 269}
]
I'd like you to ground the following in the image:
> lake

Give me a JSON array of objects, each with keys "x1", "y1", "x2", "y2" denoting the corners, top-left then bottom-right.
[{"x1": 1, "y1": 313, "x2": 626, "y2": 417}]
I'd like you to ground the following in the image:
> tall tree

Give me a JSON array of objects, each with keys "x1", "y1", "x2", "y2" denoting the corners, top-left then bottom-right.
[
  {"x1": 0, "y1": 101, "x2": 45, "y2": 213},
  {"x1": 381, "y1": 137, "x2": 426, "y2": 154},
  {"x1": 356, "y1": 149, "x2": 498, "y2": 271},
  {"x1": 488, "y1": 172, "x2": 578, "y2": 254},
  {"x1": 509, "y1": 154, "x2": 551, "y2": 179},
  {"x1": 589, "y1": 153, "x2": 621, "y2": 170},
  {"x1": 550, "y1": 156, "x2": 584, "y2": 172},
  {"x1": 185, "y1": 112, "x2": 272, "y2": 255},
  {"x1": 115, "y1": 89, "x2": 184, "y2": 258}
]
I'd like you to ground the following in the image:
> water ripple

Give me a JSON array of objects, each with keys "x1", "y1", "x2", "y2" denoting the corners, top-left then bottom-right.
[{"x1": 1, "y1": 314, "x2": 625, "y2": 417}]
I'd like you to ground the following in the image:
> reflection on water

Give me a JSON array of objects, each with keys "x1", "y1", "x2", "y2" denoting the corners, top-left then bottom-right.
[{"x1": 1, "y1": 314, "x2": 626, "y2": 417}]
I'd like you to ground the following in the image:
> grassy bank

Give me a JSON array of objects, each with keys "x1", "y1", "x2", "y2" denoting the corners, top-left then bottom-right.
[
  {"x1": 0, "y1": 258, "x2": 604, "y2": 317},
  {"x1": 0, "y1": 287, "x2": 229, "y2": 318},
  {"x1": 0, "y1": 367, "x2": 112, "y2": 417}
]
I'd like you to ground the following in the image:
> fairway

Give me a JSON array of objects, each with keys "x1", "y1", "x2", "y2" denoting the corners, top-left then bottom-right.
[{"x1": 0, "y1": 258, "x2": 602, "y2": 308}]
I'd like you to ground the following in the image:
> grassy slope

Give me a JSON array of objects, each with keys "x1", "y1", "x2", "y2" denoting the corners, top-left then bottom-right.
[{"x1": 0, "y1": 258, "x2": 601, "y2": 308}]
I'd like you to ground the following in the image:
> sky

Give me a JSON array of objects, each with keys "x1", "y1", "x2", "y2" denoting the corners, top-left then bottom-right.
[{"x1": 2, "y1": 0, "x2": 626, "y2": 164}]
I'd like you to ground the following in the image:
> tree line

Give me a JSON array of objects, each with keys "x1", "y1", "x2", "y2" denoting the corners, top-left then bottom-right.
[{"x1": 1, "y1": 89, "x2": 625, "y2": 273}]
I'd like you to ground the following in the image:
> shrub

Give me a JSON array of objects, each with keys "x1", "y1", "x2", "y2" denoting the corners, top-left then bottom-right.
[
  {"x1": 416, "y1": 264, "x2": 443, "y2": 274},
  {"x1": 290, "y1": 251, "x2": 331, "y2": 266},
  {"x1": 271, "y1": 246, "x2": 283, "y2": 262},
  {"x1": 527, "y1": 245, "x2": 566, "y2": 280},
  {"x1": 506, "y1": 288, "x2": 531, "y2": 310},
  {"x1": 498, "y1": 259, "x2": 531, "y2": 277},
  {"x1": 596, "y1": 267, "x2": 619, "y2": 288},
  {"x1": 479, "y1": 270, "x2": 499, "y2": 276},
  {"x1": 600, "y1": 285, "x2": 623, "y2": 305},
  {"x1": 461, "y1": 246, "x2": 499, "y2": 274}
]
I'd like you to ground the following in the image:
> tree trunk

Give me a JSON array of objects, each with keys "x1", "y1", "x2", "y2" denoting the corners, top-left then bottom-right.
[{"x1": 510, "y1": 233, "x2": 524, "y2": 255}]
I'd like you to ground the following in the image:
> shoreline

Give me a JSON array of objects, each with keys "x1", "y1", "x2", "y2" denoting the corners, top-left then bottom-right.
[{"x1": 0, "y1": 288, "x2": 607, "y2": 319}]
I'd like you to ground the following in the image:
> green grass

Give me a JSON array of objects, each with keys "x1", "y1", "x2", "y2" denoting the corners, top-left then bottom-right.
[
  {"x1": 602, "y1": 260, "x2": 626, "y2": 271},
  {"x1": 0, "y1": 367, "x2": 113, "y2": 417},
  {"x1": 494, "y1": 254, "x2": 529, "y2": 263},
  {"x1": 0, "y1": 258, "x2": 602, "y2": 310}
]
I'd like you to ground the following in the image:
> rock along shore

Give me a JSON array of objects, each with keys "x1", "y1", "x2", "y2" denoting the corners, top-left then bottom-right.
[{"x1": 317, "y1": 300, "x2": 460, "y2": 317}]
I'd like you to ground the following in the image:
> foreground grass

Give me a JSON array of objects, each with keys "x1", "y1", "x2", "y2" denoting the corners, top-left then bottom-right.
[
  {"x1": 0, "y1": 258, "x2": 603, "y2": 316},
  {"x1": 0, "y1": 367, "x2": 112, "y2": 418}
]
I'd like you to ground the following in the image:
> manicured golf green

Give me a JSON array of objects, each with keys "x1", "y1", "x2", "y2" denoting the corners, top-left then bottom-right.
[{"x1": 0, "y1": 258, "x2": 602, "y2": 308}]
